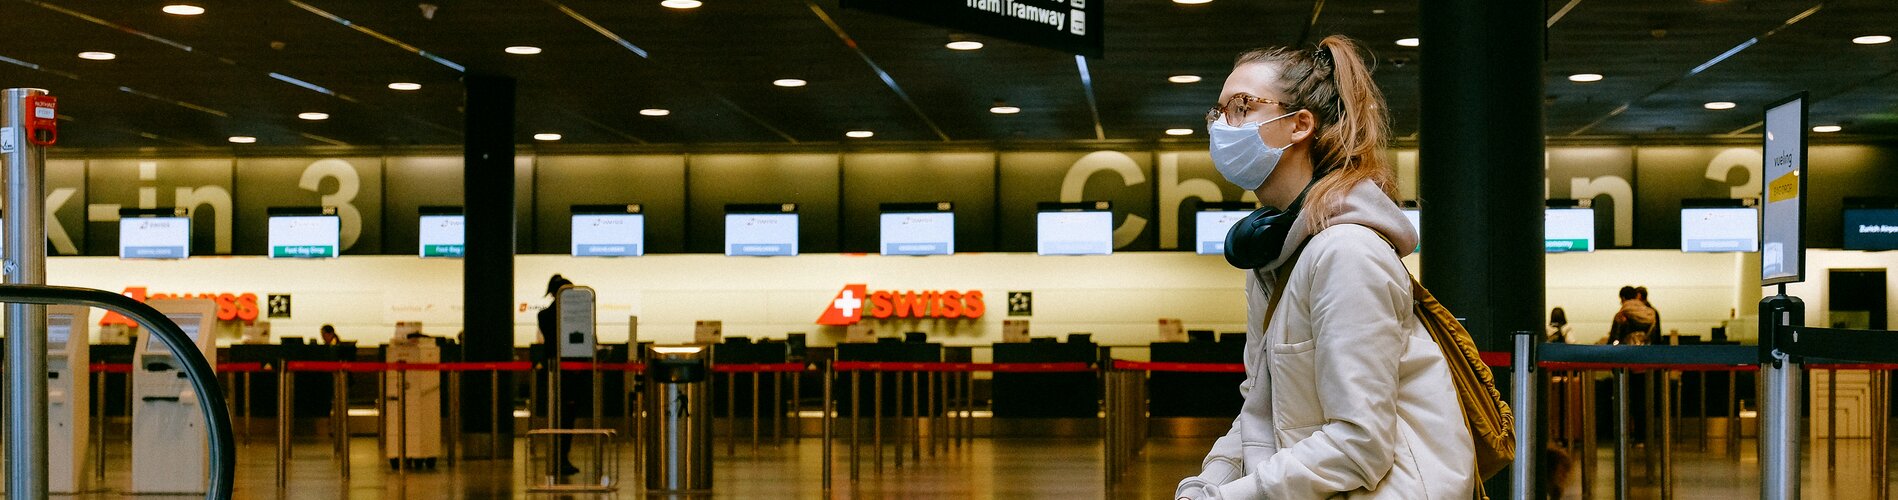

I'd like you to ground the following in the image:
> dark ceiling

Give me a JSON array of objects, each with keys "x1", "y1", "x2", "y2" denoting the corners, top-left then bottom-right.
[{"x1": 1, "y1": 0, "x2": 1894, "y2": 150}]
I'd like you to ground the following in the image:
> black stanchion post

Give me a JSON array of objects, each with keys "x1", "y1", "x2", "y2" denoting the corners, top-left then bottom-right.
[
  {"x1": 1509, "y1": 332, "x2": 1537, "y2": 500},
  {"x1": 1614, "y1": 368, "x2": 1630, "y2": 500},
  {"x1": 1759, "y1": 292, "x2": 1804, "y2": 499}
]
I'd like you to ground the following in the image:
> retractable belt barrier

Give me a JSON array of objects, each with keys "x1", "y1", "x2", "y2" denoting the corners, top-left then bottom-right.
[{"x1": 833, "y1": 361, "x2": 1091, "y2": 373}]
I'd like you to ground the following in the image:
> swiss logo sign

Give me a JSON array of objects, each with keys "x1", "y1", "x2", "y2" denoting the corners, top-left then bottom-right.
[{"x1": 817, "y1": 284, "x2": 985, "y2": 326}]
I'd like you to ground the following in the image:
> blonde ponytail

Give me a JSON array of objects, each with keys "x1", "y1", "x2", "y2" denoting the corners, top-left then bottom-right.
[{"x1": 1233, "y1": 35, "x2": 1398, "y2": 227}]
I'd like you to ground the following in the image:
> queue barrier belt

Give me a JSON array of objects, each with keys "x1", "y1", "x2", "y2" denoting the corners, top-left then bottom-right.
[
  {"x1": 832, "y1": 361, "x2": 1093, "y2": 373},
  {"x1": 713, "y1": 362, "x2": 807, "y2": 373},
  {"x1": 556, "y1": 361, "x2": 646, "y2": 372},
  {"x1": 1110, "y1": 360, "x2": 1243, "y2": 373},
  {"x1": 219, "y1": 362, "x2": 269, "y2": 373},
  {"x1": 282, "y1": 361, "x2": 534, "y2": 373},
  {"x1": 89, "y1": 362, "x2": 132, "y2": 373}
]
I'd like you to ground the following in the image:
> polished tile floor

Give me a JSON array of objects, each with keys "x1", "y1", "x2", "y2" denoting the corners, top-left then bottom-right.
[{"x1": 26, "y1": 433, "x2": 1898, "y2": 498}]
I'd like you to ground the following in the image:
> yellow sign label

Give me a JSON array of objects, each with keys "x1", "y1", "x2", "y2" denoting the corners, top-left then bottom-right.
[{"x1": 1768, "y1": 173, "x2": 1799, "y2": 203}]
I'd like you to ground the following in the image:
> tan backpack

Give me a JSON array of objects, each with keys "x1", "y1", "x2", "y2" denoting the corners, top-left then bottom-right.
[{"x1": 1407, "y1": 278, "x2": 1517, "y2": 482}]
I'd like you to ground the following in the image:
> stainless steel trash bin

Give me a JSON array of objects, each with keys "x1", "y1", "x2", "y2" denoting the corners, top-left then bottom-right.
[{"x1": 645, "y1": 345, "x2": 711, "y2": 495}]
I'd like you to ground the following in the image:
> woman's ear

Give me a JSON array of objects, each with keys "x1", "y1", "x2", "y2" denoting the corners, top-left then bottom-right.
[{"x1": 1287, "y1": 109, "x2": 1318, "y2": 145}]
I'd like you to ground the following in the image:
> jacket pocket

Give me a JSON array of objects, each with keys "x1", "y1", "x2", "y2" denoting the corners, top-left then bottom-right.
[{"x1": 1269, "y1": 338, "x2": 1323, "y2": 429}]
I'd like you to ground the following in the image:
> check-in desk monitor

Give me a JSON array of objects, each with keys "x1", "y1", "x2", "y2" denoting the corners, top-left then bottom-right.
[
  {"x1": 1037, "y1": 202, "x2": 1113, "y2": 256},
  {"x1": 48, "y1": 305, "x2": 91, "y2": 493},
  {"x1": 131, "y1": 298, "x2": 218, "y2": 494},
  {"x1": 1544, "y1": 207, "x2": 1596, "y2": 253},
  {"x1": 880, "y1": 202, "x2": 954, "y2": 256},
  {"x1": 1682, "y1": 207, "x2": 1759, "y2": 252},
  {"x1": 725, "y1": 204, "x2": 798, "y2": 256},
  {"x1": 418, "y1": 207, "x2": 465, "y2": 258},
  {"x1": 1844, "y1": 203, "x2": 1898, "y2": 251},
  {"x1": 119, "y1": 211, "x2": 190, "y2": 260},
  {"x1": 268, "y1": 207, "x2": 340, "y2": 258},
  {"x1": 1194, "y1": 210, "x2": 1250, "y2": 255},
  {"x1": 571, "y1": 204, "x2": 645, "y2": 257}
]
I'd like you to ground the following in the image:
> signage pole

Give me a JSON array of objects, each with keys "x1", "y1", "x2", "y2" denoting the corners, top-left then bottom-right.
[{"x1": 3, "y1": 87, "x2": 52, "y2": 500}]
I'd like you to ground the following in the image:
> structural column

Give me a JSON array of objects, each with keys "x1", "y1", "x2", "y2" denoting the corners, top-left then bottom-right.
[
  {"x1": 1419, "y1": 1, "x2": 1545, "y2": 497},
  {"x1": 4, "y1": 87, "x2": 52, "y2": 500},
  {"x1": 461, "y1": 74, "x2": 517, "y2": 458}
]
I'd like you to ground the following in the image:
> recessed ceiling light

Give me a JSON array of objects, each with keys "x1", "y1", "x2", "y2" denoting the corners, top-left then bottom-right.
[
  {"x1": 1703, "y1": 101, "x2": 1737, "y2": 110},
  {"x1": 945, "y1": 41, "x2": 984, "y2": 51},
  {"x1": 639, "y1": 108, "x2": 671, "y2": 117},
  {"x1": 387, "y1": 82, "x2": 421, "y2": 91},
  {"x1": 533, "y1": 133, "x2": 562, "y2": 141},
  {"x1": 77, "y1": 51, "x2": 116, "y2": 61},
  {"x1": 1168, "y1": 74, "x2": 1202, "y2": 84},
  {"x1": 1567, "y1": 73, "x2": 1603, "y2": 83},
  {"x1": 1173, "y1": 0, "x2": 1212, "y2": 4},
  {"x1": 1395, "y1": 38, "x2": 1420, "y2": 47},
  {"x1": 772, "y1": 78, "x2": 807, "y2": 88},
  {"x1": 297, "y1": 112, "x2": 330, "y2": 121},
  {"x1": 162, "y1": 4, "x2": 205, "y2": 16},
  {"x1": 227, "y1": 136, "x2": 257, "y2": 144},
  {"x1": 1165, "y1": 128, "x2": 1194, "y2": 136},
  {"x1": 1853, "y1": 35, "x2": 1892, "y2": 45},
  {"x1": 504, "y1": 46, "x2": 543, "y2": 55},
  {"x1": 1372, "y1": 9, "x2": 1386, "y2": 14},
  {"x1": 661, "y1": 0, "x2": 703, "y2": 9},
  {"x1": 1812, "y1": 125, "x2": 1842, "y2": 133},
  {"x1": 845, "y1": 130, "x2": 874, "y2": 138},
  {"x1": 989, "y1": 105, "x2": 1021, "y2": 114}
]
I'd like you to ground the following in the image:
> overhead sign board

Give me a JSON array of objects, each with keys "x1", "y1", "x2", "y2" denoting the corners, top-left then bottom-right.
[
  {"x1": 1761, "y1": 93, "x2": 1807, "y2": 285},
  {"x1": 841, "y1": 0, "x2": 1104, "y2": 58}
]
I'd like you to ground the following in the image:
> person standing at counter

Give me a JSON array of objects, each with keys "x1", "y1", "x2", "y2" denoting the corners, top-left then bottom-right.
[
  {"x1": 1607, "y1": 286, "x2": 1656, "y2": 345},
  {"x1": 1547, "y1": 308, "x2": 1571, "y2": 344},
  {"x1": 1175, "y1": 36, "x2": 1472, "y2": 499},
  {"x1": 537, "y1": 274, "x2": 586, "y2": 475},
  {"x1": 319, "y1": 324, "x2": 340, "y2": 346}
]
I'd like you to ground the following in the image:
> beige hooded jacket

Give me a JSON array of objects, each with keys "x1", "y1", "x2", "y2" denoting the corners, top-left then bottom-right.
[{"x1": 1177, "y1": 179, "x2": 1475, "y2": 499}]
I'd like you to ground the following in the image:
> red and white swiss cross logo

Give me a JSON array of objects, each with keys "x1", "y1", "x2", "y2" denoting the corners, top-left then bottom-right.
[{"x1": 816, "y1": 284, "x2": 869, "y2": 326}]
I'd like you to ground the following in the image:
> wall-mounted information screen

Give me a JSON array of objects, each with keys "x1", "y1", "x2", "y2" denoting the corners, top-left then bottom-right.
[
  {"x1": 1037, "y1": 203, "x2": 1114, "y2": 256},
  {"x1": 1844, "y1": 208, "x2": 1898, "y2": 251},
  {"x1": 1545, "y1": 208, "x2": 1596, "y2": 253},
  {"x1": 267, "y1": 214, "x2": 340, "y2": 258},
  {"x1": 1194, "y1": 211, "x2": 1250, "y2": 255},
  {"x1": 726, "y1": 205, "x2": 799, "y2": 257},
  {"x1": 119, "y1": 216, "x2": 190, "y2": 259},
  {"x1": 1681, "y1": 207, "x2": 1759, "y2": 252},
  {"x1": 418, "y1": 213, "x2": 465, "y2": 258},
  {"x1": 571, "y1": 209, "x2": 646, "y2": 257},
  {"x1": 880, "y1": 205, "x2": 954, "y2": 256}
]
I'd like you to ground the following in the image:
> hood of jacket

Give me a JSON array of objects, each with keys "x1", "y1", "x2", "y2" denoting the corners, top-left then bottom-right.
[{"x1": 1255, "y1": 179, "x2": 1417, "y2": 270}]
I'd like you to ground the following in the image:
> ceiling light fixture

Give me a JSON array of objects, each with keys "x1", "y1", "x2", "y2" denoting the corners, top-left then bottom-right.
[
  {"x1": 1168, "y1": 74, "x2": 1202, "y2": 84},
  {"x1": 1567, "y1": 73, "x2": 1603, "y2": 83},
  {"x1": 387, "y1": 82, "x2": 422, "y2": 91},
  {"x1": 845, "y1": 130, "x2": 874, "y2": 138},
  {"x1": 1172, "y1": 0, "x2": 1212, "y2": 4},
  {"x1": 1703, "y1": 101, "x2": 1737, "y2": 110},
  {"x1": 297, "y1": 112, "x2": 330, "y2": 121},
  {"x1": 77, "y1": 51, "x2": 116, "y2": 61},
  {"x1": 1853, "y1": 35, "x2": 1892, "y2": 45},
  {"x1": 1165, "y1": 128, "x2": 1194, "y2": 136},
  {"x1": 227, "y1": 136, "x2": 257, "y2": 144},
  {"x1": 639, "y1": 108, "x2": 671, "y2": 117},
  {"x1": 660, "y1": 0, "x2": 703, "y2": 9},
  {"x1": 504, "y1": 46, "x2": 543, "y2": 55},
  {"x1": 1812, "y1": 125, "x2": 1842, "y2": 133},
  {"x1": 945, "y1": 40, "x2": 984, "y2": 51},
  {"x1": 1395, "y1": 38, "x2": 1420, "y2": 47},
  {"x1": 773, "y1": 78, "x2": 807, "y2": 88},
  {"x1": 533, "y1": 133, "x2": 563, "y2": 141},
  {"x1": 989, "y1": 105, "x2": 1021, "y2": 114},
  {"x1": 162, "y1": 4, "x2": 205, "y2": 16}
]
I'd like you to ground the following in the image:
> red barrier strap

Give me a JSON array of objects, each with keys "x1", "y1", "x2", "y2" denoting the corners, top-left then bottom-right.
[
  {"x1": 714, "y1": 362, "x2": 807, "y2": 373},
  {"x1": 1110, "y1": 360, "x2": 1244, "y2": 373},
  {"x1": 557, "y1": 361, "x2": 645, "y2": 372},
  {"x1": 1538, "y1": 361, "x2": 1759, "y2": 372},
  {"x1": 1808, "y1": 363, "x2": 1898, "y2": 371},
  {"x1": 1480, "y1": 352, "x2": 1512, "y2": 368},
  {"x1": 285, "y1": 361, "x2": 389, "y2": 373},
  {"x1": 433, "y1": 361, "x2": 535, "y2": 372},
  {"x1": 832, "y1": 361, "x2": 1093, "y2": 373},
  {"x1": 89, "y1": 362, "x2": 132, "y2": 373},
  {"x1": 218, "y1": 362, "x2": 269, "y2": 373}
]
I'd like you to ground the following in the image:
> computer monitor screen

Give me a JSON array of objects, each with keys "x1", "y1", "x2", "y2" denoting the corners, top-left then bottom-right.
[
  {"x1": 144, "y1": 314, "x2": 203, "y2": 355},
  {"x1": 1036, "y1": 210, "x2": 1113, "y2": 256},
  {"x1": 418, "y1": 214, "x2": 465, "y2": 258},
  {"x1": 1844, "y1": 208, "x2": 1898, "y2": 251},
  {"x1": 119, "y1": 216, "x2": 190, "y2": 259},
  {"x1": 1681, "y1": 207, "x2": 1759, "y2": 252},
  {"x1": 1194, "y1": 211, "x2": 1250, "y2": 255},
  {"x1": 725, "y1": 213, "x2": 799, "y2": 256},
  {"x1": 570, "y1": 213, "x2": 646, "y2": 257},
  {"x1": 48, "y1": 313, "x2": 72, "y2": 348},
  {"x1": 880, "y1": 211, "x2": 954, "y2": 256},
  {"x1": 1545, "y1": 208, "x2": 1595, "y2": 253},
  {"x1": 268, "y1": 215, "x2": 340, "y2": 258}
]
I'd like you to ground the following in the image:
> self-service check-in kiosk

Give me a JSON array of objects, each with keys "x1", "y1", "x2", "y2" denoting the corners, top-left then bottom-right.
[
  {"x1": 131, "y1": 298, "x2": 218, "y2": 494},
  {"x1": 48, "y1": 305, "x2": 90, "y2": 494},
  {"x1": 385, "y1": 323, "x2": 443, "y2": 469}
]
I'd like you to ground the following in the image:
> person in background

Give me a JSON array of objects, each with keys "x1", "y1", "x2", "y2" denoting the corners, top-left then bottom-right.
[
  {"x1": 1607, "y1": 286, "x2": 1657, "y2": 345},
  {"x1": 319, "y1": 324, "x2": 340, "y2": 346},
  {"x1": 537, "y1": 274, "x2": 584, "y2": 476},
  {"x1": 1547, "y1": 307, "x2": 1571, "y2": 344},
  {"x1": 1636, "y1": 286, "x2": 1662, "y2": 341}
]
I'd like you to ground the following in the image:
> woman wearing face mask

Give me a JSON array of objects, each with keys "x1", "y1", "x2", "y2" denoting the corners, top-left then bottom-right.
[{"x1": 1176, "y1": 36, "x2": 1473, "y2": 499}]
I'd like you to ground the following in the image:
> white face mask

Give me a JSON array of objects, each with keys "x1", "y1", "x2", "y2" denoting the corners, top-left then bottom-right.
[{"x1": 1207, "y1": 110, "x2": 1298, "y2": 191}]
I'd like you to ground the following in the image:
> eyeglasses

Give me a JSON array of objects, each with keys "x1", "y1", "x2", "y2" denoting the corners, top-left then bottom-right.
[{"x1": 1206, "y1": 94, "x2": 1296, "y2": 126}]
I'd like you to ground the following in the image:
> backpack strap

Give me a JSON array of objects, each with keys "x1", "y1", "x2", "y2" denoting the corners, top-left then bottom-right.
[{"x1": 1259, "y1": 238, "x2": 1313, "y2": 323}]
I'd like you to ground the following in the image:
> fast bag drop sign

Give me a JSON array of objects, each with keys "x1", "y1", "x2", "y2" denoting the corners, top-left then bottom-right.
[
  {"x1": 840, "y1": 0, "x2": 1103, "y2": 58},
  {"x1": 817, "y1": 284, "x2": 986, "y2": 325}
]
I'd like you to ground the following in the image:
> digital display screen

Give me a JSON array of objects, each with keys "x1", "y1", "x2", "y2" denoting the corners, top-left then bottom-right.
[
  {"x1": 1681, "y1": 207, "x2": 1759, "y2": 252},
  {"x1": 1194, "y1": 211, "x2": 1250, "y2": 255},
  {"x1": 725, "y1": 213, "x2": 799, "y2": 256},
  {"x1": 119, "y1": 217, "x2": 190, "y2": 259},
  {"x1": 1844, "y1": 208, "x2": 1898, "y2": 251},
  {"x1": 571, "y1": 213, "x2": 646, "y2": 257},
  {"x1": 1545, "y1": 208, "x2": 1595, "y2": 253},
  {"x1": 144, "y1": 313, "x2": 202, "y2": 355},
  {"x1": 268, "y1": 215, "x2": 340, "y2": 258},
  {"x1": 418, "y1": 214, "x2": 465, "y2": 258},
  {"x1": 880, "y1": 212, "x2": 954, "y2": 256},
  {"x1": 1036, "y1": 210, "x2": 1114, "y2": 255},
  {"x1": 49, "y1": 313, "x2": 71, "y2": 347}
]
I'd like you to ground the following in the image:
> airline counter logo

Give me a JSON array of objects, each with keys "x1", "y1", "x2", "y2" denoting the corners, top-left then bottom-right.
[
  {"x1": 817, "y1": 284, "x2": 985, "y2": 326},
  {"x1": 100, "y1": 286, "x2": 259, "y2": 326}
]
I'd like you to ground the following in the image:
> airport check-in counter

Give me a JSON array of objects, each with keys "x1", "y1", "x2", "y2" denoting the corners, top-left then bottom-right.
[
  {"x1": 1147, "y1": 333, "x2": 1246, "y2": 418},
  {"x1": 527, "y1": 342, "x2": 636, "y2": 420},
  {"x1": 712, "y1": 338, "x2": 790, "y2": 418},
  {"x1": 833, "y1": 339, "x2": 943, "y2": 417},
  {"x1": 227, "y1": 341, "x2": 358, "y2": 420},
  {"x1": 991, "y1": 339, "x2": 1099, "y2": 418}
]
